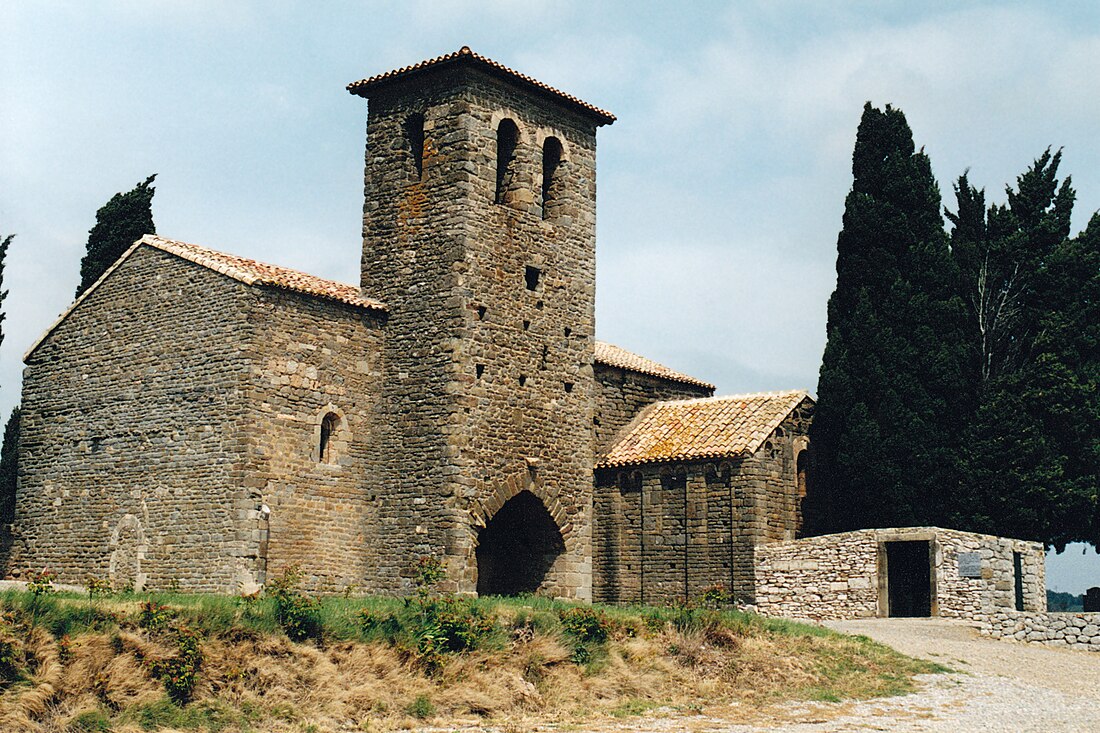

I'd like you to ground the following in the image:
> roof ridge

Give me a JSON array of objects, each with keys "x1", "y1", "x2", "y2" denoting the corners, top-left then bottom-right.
[
  {"x1": 24, "y1": 234, "x2": 386, "y2": 363},
  {"x1": 655, "y1": 389, "x2": 809, "y2": 407},
  {"x1": 141, "y1": 235, "x2": 386, "y2": 311},
  {"x1": 593, "y1": 340, "x2": 715, "y2": 391},
  {"x1": 347, "y1": 47, "x2": 616, "y2": 125},
  {"x1": 596, "y1": 389, "x2": 813, "y2": 469}
]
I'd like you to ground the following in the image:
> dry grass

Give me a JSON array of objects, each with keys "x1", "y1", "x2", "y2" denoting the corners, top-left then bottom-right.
[{"x1": 0, "y1": 590, "x2": 941, "y2": 732}]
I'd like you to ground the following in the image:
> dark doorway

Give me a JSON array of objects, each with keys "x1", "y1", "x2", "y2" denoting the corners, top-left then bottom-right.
[
  {"x1": 1013, "y1": 551, "x2": 1025, "y2": 611},
  {"x1": 886, "y1": 541, "x2": 931, "y2": 617},
  {"x1": 476, "y1": 491, "x2": 565, "y2": 596}
]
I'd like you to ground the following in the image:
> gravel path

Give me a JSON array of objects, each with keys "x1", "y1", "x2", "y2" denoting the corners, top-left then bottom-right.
[{"x1": 424, "y1": 618, "x2": 1100, "y2": 733}]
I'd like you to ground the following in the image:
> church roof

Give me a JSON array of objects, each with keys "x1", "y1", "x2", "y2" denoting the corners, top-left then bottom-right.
[
  {"x1": 347, "y1": 46, "x2": 617, "y2": 126},
  {"x1": 25, "y1": 235, "x2": 385, "y2": 361},
  {"x1": 136, "y1": 235, "x2": 385, "y2": 310},
  {"x1": 597, "y1": 390, "x2": 811, "y2": 468},
  {"x1": 593, "y1": 341, "x2": 714, "y2": 390}
]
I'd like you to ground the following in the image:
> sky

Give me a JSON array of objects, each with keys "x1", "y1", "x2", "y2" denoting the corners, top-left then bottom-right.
[{"x1": 1, "y1": 0, "x2": 1098, "y2": 593}]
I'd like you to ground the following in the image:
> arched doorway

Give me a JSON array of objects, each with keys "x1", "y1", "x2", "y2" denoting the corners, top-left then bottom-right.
[{"x1": 476, "y1": 490, "x2": 565, "y2": 596}]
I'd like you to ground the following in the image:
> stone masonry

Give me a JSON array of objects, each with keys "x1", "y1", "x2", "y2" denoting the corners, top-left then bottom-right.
[
  {"x1": 594, "y1": 394, "x2": 813, "y2": 604},
  {"x1": 353, "y1": 51, "x2": 610, "y2": 599},
  {"x1": 753, "y1": 527, "x2": 1045, "y2": 621},
  {"x1": 976, "y1": 610, "x2": 1100, "y2": 651}
]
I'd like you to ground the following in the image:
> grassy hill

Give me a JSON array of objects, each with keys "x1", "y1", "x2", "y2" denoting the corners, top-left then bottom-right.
[{"x1": 0, "y1": 570, "x2": 942, "y2": 732}]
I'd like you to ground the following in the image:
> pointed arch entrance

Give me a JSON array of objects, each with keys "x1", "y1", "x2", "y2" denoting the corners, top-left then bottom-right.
[{"x1": 476, "y1": 490, "x2": 565, "y2": 596}]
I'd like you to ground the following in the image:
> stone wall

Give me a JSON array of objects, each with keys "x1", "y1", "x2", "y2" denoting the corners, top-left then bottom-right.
[
  {"x1": 754, "y1": 527, "x2": 1046, "y2": 621},
  {"x1": 12, "y1": 248, "x2": 256, "y2": 592},
  {"x1": 241, "y1": 287, "x2": 385, "y2": 593},
  {"x1": 357, "y1": 64, "x2": 605, "y2": 598},
  {"x1": 593, "y1": 406, "x2": 810, "y2": 604},
  {"x1": 976, "y1": 610, "x2": 1100, "y2": 651},
  {"x1": 592, "y1": 366, "x2": 712, "y2": 452}
]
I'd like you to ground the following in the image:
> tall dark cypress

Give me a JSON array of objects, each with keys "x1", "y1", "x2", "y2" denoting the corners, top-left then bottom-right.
[
  {"x1": 949, "y1": 153, "x2": 1098, "y2": 548},
  {"x1": 76, "y1": 175, "x2": 157, "y2": 298},
  {"x1": 805, "y1": 104, "x2": 966, "y2": 534},
  {"x1": 0, "y1": 407, "x2": 19, "y2": 524}
]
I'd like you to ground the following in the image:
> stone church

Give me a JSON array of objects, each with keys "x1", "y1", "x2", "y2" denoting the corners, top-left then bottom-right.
[{"x1": 3, "y1": 48, "x2": 817, "y2": 602}]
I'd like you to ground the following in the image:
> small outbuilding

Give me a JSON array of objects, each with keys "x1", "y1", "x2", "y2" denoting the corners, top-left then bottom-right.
[{"x1": 753, "y1": 526, "x2": 1046, "y2": 620}]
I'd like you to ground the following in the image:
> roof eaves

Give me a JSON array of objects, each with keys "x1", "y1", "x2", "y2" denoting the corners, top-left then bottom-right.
[
  {"x1": 594, "y1": 390, "x2": 812, "y2": 470},
  {"x1": 593, "y1": 341, "x2": 715, "y2": 391},
  {"x1": 347, "y1": 47, "x2": 616, "y2": 126}
]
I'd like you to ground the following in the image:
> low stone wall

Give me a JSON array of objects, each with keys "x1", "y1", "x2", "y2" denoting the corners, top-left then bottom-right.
[
  {"x1": 978, "y1": 610, "x2": 1100, "y2": 651},
  {"x1": 754, "y1": 526, "x2": 1045, "y2": 621},
  {"x1": 754, "y1": 530, "x2": 879, "y2": 619}
]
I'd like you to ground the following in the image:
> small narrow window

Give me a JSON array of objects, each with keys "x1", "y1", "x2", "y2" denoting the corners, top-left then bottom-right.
[
  {"x1": 564, "y1": 327, "x2": 572, "y2": 338},
  {"x1": 564, "y1": 382, "x2": 574, "y2": 393},
  {"x1": 476, "y1": 364, "x2": 485, "y2": 379},
  {"x1": 525, "y1": 266, "x2": 541, "y2": 291},
  {"x1": 476, "y1": 305, "x2": 487, "y2": 320},
  {"x1": 518, "y1": 375, "x2": 527, "y2": 386},
  {"x1": 319, "y1": 412, "x2": 340, "y2": 463},
  {"x1": 405, "y1": 113, "x2": 425, "y2": 179},
  {"x1": 541, "y1": 136, "x2": 563, "y2": 219},
  {"x1": 522, "y1": 319, "x2": 530, "y2": 331},
  {"x1": 495, "y1": 119, "x2": 519, "y2": 204}
]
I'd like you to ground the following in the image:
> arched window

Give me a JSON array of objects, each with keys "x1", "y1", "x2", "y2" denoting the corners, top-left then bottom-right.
[
  {"x1": 319, "y1": 412, "x2": 340, "y2": 463},
  {"x1": 541, "y1": 136, "x2": 563, "y2": 219},
  {"x1": 405, "y1": 113, "x2": 425, "y2": 180},
  {"x1": 495, "y1": 119, "x2": 519, "y2": 204},
  {"x1": 796, "y1": 450, "x2": 809, "y2": 499}
]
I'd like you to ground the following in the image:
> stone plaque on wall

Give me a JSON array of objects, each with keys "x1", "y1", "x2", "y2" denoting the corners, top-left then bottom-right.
[{"x1": 957, "y1": 552, "x2": 982, "y2": 578}]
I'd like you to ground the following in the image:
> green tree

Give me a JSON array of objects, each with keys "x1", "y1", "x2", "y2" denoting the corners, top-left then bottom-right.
[
  {"x1": 0, "y1": 407, "x2": 19, "y2": 523},
  {"x1": 0, "y1": 232, "x2": 12, "y2": 522},
  {"x1": 75, "y1": 175, "x2": 157, "y2": 297},
  {"x1": 948, "y1": 155, "x2": 1099, "y2": 548},
  {"x1": 0, "y1": 232, "x2": 10, "y2": 353},
  {"x1": 805, "y1": 103, "x2": 967, "y2": 534}
]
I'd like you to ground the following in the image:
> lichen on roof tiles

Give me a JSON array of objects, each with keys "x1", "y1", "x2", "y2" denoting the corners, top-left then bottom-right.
[
  {"x1": 597, "y1": 390, "x2": 811, "y2": 468},
  {"x1": 347, "y1": 46, "x2": 616, "y2": 126},
  {"x1": 594, "y1": 341, "x2": 714, "y2": 390}
]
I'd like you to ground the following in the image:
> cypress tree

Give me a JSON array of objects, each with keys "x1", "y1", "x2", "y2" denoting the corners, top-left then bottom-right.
[
  {"x1": 949, "y1": 154, "x2": 1098, "y2": 547},
  {"x1": 0, "y1": 407, "x2": 18, "y2": 524},
  {"x1": 806, "y1": 104, "x2": 967, "y2": 534},
  {"x1": 76, "y1": 175, "x2": 157, "y2": 298},
  {"x1": 0, "y1": 234, "x2": 12, "y2": 523},
  {"x1": 0, "y1": 232, "x2": 10, "y2": 353}
]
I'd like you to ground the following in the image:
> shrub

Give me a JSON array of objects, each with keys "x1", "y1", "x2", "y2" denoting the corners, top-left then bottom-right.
[
  {"x1": 699, "y1": 583, "x2": 732, "y2": 609},
  {"x1": 405, "y1": 694, "x2": 435, "y2": 719},
  {"x1": 28, "y1": 568, "x2": 57, "y2": 597},
  {"x1": 0, "y1": 617, "x2": 22, "y2": 685},
  {"x1": 433, "y1": 596, "x2": 495, "y2": 652},
  {"x1": 413, "y1": 556, "x2": 444, "y2": 601},
  {"x1": 58, "y1": 634, "x2": 74, "y2": 664},
  {"x1": 139, "y1": 601, "x2": 173, "y2": 632},
  {"x1": 149, "y1": 625, "x2": 203, "y2": 703},
  {"x1": 267, "y1": 566, "x2": 321, "y2": 642},
  {"x1": 66, "y1": 709, "x2": 112, "y2": 732},
  {"x1": 558, "y1": 606, "x2": 611, "y2": 644},
  {"x1": 85, "y1": 576, "x2": 113, "y2": 600}
]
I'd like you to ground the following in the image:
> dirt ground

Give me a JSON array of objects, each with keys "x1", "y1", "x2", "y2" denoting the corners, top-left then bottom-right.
[{"x1": 419, "y1": 618, "x2": 1100, "y2": 733}]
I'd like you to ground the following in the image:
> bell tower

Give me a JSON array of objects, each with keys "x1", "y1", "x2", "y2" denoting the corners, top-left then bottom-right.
[{"x1": 348, "y1": 48, "x2": 614, "y2": 598}]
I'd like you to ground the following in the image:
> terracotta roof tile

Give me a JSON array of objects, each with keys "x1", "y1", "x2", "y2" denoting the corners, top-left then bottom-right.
[
  {"x1": 347, "y1": 47, "x2": 616, "y2": 126},
  {"x1": 140, "y1": 235, "x2": 386, "y2": 310},
  {"x1": 597, "y1": 390, "x2": 811, "y2": 468},
  {"x1": 25, "y1": 235, "x2": 385, "y2": 362},
  {"x1": 594, "y1": 341, "x2": 714, "y2": 390}
]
